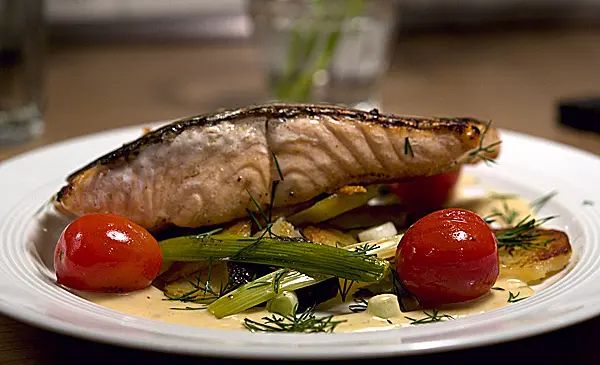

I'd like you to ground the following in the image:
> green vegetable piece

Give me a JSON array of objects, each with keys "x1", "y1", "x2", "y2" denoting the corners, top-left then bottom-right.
[
  {"x1": 266, "y1": 291, "x2": 299, "y2": 316},
  {"x1": 159, "y1": 234, "x2": 389, "y2": 283},
  {"x1": 287, "y1": 185, "x2": 381, "y2": 226}
]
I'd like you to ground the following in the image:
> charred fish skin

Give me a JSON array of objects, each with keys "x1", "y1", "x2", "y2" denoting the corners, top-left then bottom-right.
[{"x1": 56, "y1": 104, "x2": 500, "y2": 231}]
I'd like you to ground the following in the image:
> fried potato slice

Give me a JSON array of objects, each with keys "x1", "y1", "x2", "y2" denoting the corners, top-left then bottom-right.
[
  {"x1": 301, "y1": 226, "x2": 358, "y2": 247},
  {"x1": 497, "y1": 229, "x2": 572, "y2": 283}
]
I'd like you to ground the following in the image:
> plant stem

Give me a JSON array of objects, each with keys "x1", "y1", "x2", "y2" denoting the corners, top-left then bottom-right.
[{"x1": 159, "y1": 234, "x2": 389, "y2": 283}]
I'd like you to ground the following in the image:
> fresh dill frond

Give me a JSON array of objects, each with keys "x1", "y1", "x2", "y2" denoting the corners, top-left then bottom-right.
[
  {"x1": 170, "y1": 306, "x2": 208, "y2": 311},
  {"x1": 246, "y1": 188, "x2": 269, "y2": 224},
  {"x1": 495, "y1": 215, "x2": 557, "y2": 252},
  {"x1": 405, "y1": 310, "x2": 455, "y2": 325},
  {"x1": 352, "y1": 242, "x2": 380, "y2": 257},
  {"x1": 404, "y1": 137, "x2": 414, "y2": 157},
  {"x1": 337, "y1": 278, "x2": 355, "y2": 302},
  {"x1": 164, "y1": 260, "x2": 236, "y2": 305},
  {"x1": 488, "y1": 193, "x2": 519, "y2": 200},
  {"x1": 489, "y1": 200, "x2": 519, "y2": 225},
  {"x1": 272, "y1": 269, "x2": 290, "y2": 294},
  {"x1": 244, "y1": 306, "x2": 346, "y2": 333},
  {"x1": 468, "y1": 121, "x2": 502, "y2": 165},
  {"x1": 507, "y1": 291, "x2": 528, "y2": 303},
  {"x1": 348, "y1": 298, "x2": 368, "y2": 313},
  {"x1": 530, "y1": 191, "x2": 558, "y2": 213},
  {"x1": 583, "y1": 200, "x2": 595, "y2": 206},
  {"x1": 492, "y1": 287, "x2": 506, "y2": 291},
  {"x1": 272, "y1": 151, "x2": 284, "y2": 181}
]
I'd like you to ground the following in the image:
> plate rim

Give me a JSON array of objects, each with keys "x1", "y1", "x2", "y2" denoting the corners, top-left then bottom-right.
[{"x1": 0, "y1": 126, "x2": 599, "y2": 359}]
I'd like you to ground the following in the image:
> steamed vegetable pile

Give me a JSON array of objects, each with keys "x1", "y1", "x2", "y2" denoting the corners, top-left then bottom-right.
[{"x1": 53, "y1": 169, "x2": 569, "y2": 332}]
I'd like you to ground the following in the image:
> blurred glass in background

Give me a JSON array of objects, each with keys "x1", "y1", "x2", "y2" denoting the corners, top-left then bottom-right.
[
  {"x1": 0, "y1": 0, "x2": 45, "y2": 145},
  {"x1": 248, "y1": 0, "x2": 397, "y2": 110}
]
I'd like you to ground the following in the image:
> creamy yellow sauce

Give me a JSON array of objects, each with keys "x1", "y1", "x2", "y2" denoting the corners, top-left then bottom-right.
[
  {"x1": 81, "y1": 174, "x2": 541, "y2": 332},
  {"x1": 82, "y1": 276, "x2": 533, "y2": 332}
]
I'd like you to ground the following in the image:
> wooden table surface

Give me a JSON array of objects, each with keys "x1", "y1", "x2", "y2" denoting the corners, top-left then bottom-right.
[{"x1": 1, "y1": 27, "x2": 600, "y2": 364}]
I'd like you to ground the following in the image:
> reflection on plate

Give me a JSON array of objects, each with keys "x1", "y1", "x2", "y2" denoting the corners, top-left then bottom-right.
[{"x1": 0, "y1": 126, "x2": 599, "y2": 359}]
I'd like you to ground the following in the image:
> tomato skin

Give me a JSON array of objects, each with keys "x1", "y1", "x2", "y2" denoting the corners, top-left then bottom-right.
[
  {"x1": 388, "y1": 168, "x2": 461, "y2": 213},
  {"x1": 54, "y1": 214, "x2": 162, "y2": 292},
  {"x1": 395, "y1": 209, "x2": 499, "y2": 306}
]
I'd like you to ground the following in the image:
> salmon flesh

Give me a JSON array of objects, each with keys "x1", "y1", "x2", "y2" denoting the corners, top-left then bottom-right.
[{"x1": 55, "y1": 104, "x2": 501, "y2": 230}]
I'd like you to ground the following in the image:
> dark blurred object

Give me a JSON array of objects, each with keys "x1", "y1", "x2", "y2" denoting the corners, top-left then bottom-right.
[
  {"x1": 0, "y1": 0, "x2": 45, "y2": 146},
  {"x1": 46, "y1": 0, "x2": 600, "y2": 42},
  {"x1": 559, "y1": 97, "x2": 600, "y2": 133}
]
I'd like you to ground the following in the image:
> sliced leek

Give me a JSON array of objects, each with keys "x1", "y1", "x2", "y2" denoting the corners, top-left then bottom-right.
[
  {"x1": 287, "y1": 185, "x2": 381, "y2": 225},
  {"x1": 160, "y1": 234, "x2": 389, "y2": 282}
]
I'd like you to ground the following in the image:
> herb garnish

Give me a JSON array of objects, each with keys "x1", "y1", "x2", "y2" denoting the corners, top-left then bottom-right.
[
  {"x1": 348, "y1": 298, "x2": 368, "y2": 313},
  {"x1": 337, "y1": 243, "x2": 381, "y2": 301},
  {"x1": 530, "y1": 191, "x2": 557, "y2": 213},
  {"x1": 404, "y1": 137, "x2": 414, "y2": 157},
  {"x1": 164, "y1": 259, "x2": 236, "y2": 305},
  {"x1": 495, "y1": 215, "x2": 557, "y2": 252},
  {"x1": 170, "y1": 306, "x2": 208, "y2": 311},
  {"x1": 492, "y1": 287, "x2": 505, "y2": 291},
  {"x1": 468, "y1": 121, "x2": 502, "y2": 165},
  {"x1": 583, "y1": 200, "x2": 595, "y2": 206},
  {"x1": 244, "y1": 306, "x2": 346, "y2": 333},
  {"x1": 486, "y1": 200, "x2": 520, "y2": 225},
  {"x1": 507, "y1": 291, "x2": 528, "y2": 303},
  {"x1": 405, "y1": 310, "x2": 455, "y2": 325},
  {"x1": 489, "y1": 193, "x2": 519, "y2": 200}
]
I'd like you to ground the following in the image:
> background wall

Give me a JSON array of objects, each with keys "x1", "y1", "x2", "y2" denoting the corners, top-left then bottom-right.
[{"x1": 46, "y1": 0, "x2": 600, "y2": 41}]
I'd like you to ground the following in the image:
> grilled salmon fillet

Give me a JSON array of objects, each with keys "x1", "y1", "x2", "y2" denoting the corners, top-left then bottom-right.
[{"x1": 55, "y1": 104, "x2": 501, "y2": 231}]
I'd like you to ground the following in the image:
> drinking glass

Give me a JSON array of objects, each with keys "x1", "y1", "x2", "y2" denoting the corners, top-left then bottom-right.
[
  {"x1": 0, "y1": 0, "x2": 45, "y2": 145},
  {"x1": 248, "y1": 0, "x2": 398, "y2": 110}
]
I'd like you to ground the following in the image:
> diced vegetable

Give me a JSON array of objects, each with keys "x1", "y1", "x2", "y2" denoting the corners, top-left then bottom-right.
[
  {"x1": 159, "y1": 234, "x2": 389, "y2": 283},
  {"x1": 301, "y1": 226, "x2": 357, "y2": 247},
  {"x1": 358, "y1": 222, "x2": 398, "y2": 242},
  {"x1": 367, "y1": 294, "x2": 402, "y2": 319},
  {"x1": 344, "y1": 234, "x2": 404, "y2": 261},
  {"x1": 287, "y1": 185, "x2": 381, "y2": 225},
  {"x1": 254, "y1": 217, "x2": 300, "y2": 238},
  {"x1": 267, "y1": 291, "x2": 299, "y2": 316}
]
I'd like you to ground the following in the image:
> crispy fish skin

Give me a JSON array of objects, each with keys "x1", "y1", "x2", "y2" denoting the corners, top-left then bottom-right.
[{"x1": 56, "y1": 104, "x2": 500, "y2": 230}]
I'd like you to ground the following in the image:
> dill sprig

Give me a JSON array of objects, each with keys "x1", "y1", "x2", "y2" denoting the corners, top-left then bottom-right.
[
  {"x1": 405, "y1": 310, "x2": 455, "y2": 325},
  {"x1": 170, "y1": 306, "x2": 208, "y2": 311},
  {"x1": 244, "y1": 306, "x2": 346, "y2": 333},
  {"x1": 495, "y1": 215, "x2": 557, "y2": 252},
  {"x1": 348, "y1": 298, "x2": 368, "y2": 313},
  {"x1": 272, "y1": 151, "x2": 285, "y2": 181},
  {"x1": 337, "y1": 278, "x2": 355, "y2": 302},
  {"x1": 492, "y1": 287, "x2": 505, "y2": 291},
  {"x1": 485, "y1": 200, "x2": 520, "y2": 225},
  {"x1": 489, "y1": 193, "x2": 519, "y2": 200},
  {"x1": 583, "y1": 200, "x2": 595, "y2": 206},
  {"x1": 352, "y1": 242, "x2": 380, "y2": 257},
  {"x1": 404, "y1": 137, "x2": 414, "y2": 157},
  {"x1": 164, "y1": 259, "x2": 237, "y2": 305},
  {"x1": 507, "y1": 291, "x2": 528, "y2": 303},
  {"x1": 468, "y1": 121, "x2": 502, "y2": 165},
  {"x1": 530, "y1": 191, "x2": 557, "y2": 213},
  {"x1": 336, "y1": 242, "x2": 380, "y2": 301}
]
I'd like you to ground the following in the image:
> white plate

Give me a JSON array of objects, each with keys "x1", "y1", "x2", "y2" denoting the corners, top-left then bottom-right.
[{"x1": 0, "y1": 126, "x2": 599, "y2": 359}]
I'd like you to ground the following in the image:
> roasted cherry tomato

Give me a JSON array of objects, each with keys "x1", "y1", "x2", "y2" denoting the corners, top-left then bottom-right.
[
  {"x1": 54, "y1": 214, "x2": 162, "y2": 292},
  {"x1": 388, "y1": 168, "x2": 461, "y2": 212},
  {"x1": 395, "y1": 208, "x2": 499, "y2": 306}
]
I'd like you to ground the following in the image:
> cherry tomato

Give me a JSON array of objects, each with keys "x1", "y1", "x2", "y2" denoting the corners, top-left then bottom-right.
[
  {"x1": 395, "y1": 208, "x2": 499, "y2": 306},
  {"x1": 388, "y1": 168, "x2": 461, "y2": 212},
  {"x1": 54, "y1": 214, "x2": 162, "y2": 292}
]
